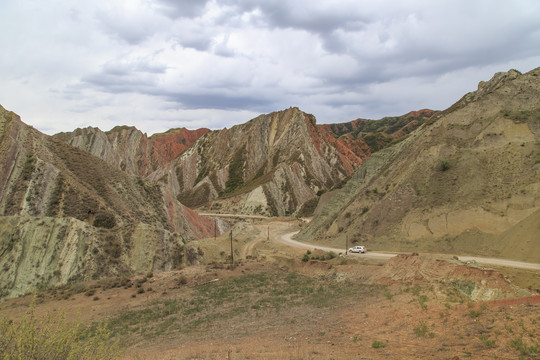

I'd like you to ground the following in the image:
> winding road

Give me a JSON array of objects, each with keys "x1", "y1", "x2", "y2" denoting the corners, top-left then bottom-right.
[
  {"x1": 277, "y1": 231, "x2": 540, "y2": 271},
  {"x1": 198, "y1": 212, "x2": 540, "y2": 271}
]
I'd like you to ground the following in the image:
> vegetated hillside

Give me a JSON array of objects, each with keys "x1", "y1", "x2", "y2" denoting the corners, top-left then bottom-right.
[
  {"x1": 54, "y1": 125, "x2": 210, "y2": 177},
  {"x1": 321, "y1": 109, "x2": 434, "y2": 153},
  {"x1": 160, "y1": 107, "x2": 427, "y2": 216},
  {"x1": 298, "y1": 68, "x2": 540, "y2": 262},
  {"x1": 0, "y1": 106, "x2": 219, "y2": 298}
]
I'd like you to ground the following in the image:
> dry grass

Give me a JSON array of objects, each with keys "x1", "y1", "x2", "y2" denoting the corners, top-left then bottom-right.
[
  {"x1": 2, "y1": 258, "x2": 539, "y2": 360},
  {"x1": 0, "y1": 301, "x2": 122, "y2": 359}
]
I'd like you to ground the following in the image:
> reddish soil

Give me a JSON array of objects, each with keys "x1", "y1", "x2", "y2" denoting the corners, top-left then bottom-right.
[
  {"x1": 151, "y1": 128, "x2": 210, "y2": 163},
  {"x1": 1, "y1": 222, "x2": 537, "y2": 360},
  {"x1": 2, "y1": 256, "x2": 538, "y2": 360}
]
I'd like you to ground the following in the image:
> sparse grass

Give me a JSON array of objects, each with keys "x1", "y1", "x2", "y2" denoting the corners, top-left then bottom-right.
[
  {"x1": 413, "y1": 321, "x2": 428, "y2": 337},
  {"x1": 411, "y1": 284, "x2": 422, "y2": 296},
  {"x1": 479, "y1": 334, "x2": 496, "y2": 348},
  {"x1": 502, "y1": 108, "x2": 540, "y2": 123},
  {"x1": 510, "y1": 335, "x2": 539, "y2": 357},
  {"x1": 413, "y1": 321, "x2": 434, "y2": 338},
  {"x1": 418, "y1": 294, "x2": 429, "y2": 310},
  {"x1": 222, "y1": 145, "x2": 246, "y2": 195},
  {"x1": 106, "y1": 271, "x2": 382, "y2": 340},
  {"x1": 372, "y1": 340, "x2": 386, "y2": 348}
]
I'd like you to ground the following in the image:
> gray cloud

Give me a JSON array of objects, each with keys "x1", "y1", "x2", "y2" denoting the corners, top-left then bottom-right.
[
  {"x1": 221, "y1": 0, "x2": 369, "y2": 33},
  {"x1": 156, "y1": 0, "x2": 211, "y2": 19},
  {"x1": 161, "y1": 91, "x2": 272, "y2": 110},
  {"x1": 1, "y1": 0, "x2": 539, "y2": 136}
]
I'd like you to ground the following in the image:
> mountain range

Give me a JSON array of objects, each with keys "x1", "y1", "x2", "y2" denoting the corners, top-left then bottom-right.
[
  {"x1": 1, "y1": 66, "x2": 538, "y2": 298},
  {"x1": 56, "y1": 107, "x2": 432, "y2": 216}
]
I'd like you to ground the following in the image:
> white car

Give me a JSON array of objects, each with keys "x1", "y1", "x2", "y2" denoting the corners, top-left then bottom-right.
[{"x1": 348, "y1": 246, "x2": 366, "y2": 253}]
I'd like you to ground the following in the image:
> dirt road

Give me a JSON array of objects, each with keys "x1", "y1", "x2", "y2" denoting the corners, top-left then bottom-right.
[
  {"x1": 198, "y1": 212, "x2": 269, "y2": 220},
  {"x1": 197, "y1": 211, "x2": 540, "y2": 271},
  {"x1": 277, "y1": 231, "x2": 540, "y2": 270}
]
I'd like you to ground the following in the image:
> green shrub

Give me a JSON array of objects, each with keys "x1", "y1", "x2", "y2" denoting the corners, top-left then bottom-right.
[
  {"x1": 0, "y1": 304, "x2": 122, "y2": 359},
  {"x1": 372, "y1": 340, "x2": 386, "y2": 348},
  {"x1": 438, "y1": 159, "x2": 450, "y2": 172},
  {"x1": 177, "y1": 276, "x2": 188, "y2": 286},
  {"x1": 324, "y1": 251, "x2": 337, "y2": 260},
  {"x1": 414, "y1": 321, "x2": 428, "y2": 337}
]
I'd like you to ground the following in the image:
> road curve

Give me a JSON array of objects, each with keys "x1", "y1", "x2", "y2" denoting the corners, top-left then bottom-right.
[
  {"x1": 278, "y1": 231, "x2": 395, "y2": 261},
  {"x1": 277, "y1": 231, "x2": 540, "y2": 271}
]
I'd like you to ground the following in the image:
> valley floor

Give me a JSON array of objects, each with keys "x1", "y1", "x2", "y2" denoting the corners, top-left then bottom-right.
[{"x1": 1, "y1": 219, "x2": 539, "y2": 359}]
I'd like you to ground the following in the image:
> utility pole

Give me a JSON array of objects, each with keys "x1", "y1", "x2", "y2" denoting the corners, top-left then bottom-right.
[{"x1": 230, "y1": 230, "x2": 234, "y2": 265}]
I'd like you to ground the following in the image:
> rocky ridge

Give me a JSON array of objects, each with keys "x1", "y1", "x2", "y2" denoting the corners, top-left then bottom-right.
[
  {"x1": 54, "y1": 125, "x2": 210, "y2": 177},
  {"x1": 166, "y1": 107, "x2": 430, "y2": 216},
  {"x1": 57, "y1": 107, "x2": 427, "y2": 217}
]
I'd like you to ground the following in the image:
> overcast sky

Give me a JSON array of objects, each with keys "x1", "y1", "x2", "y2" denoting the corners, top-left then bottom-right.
[{"x1": 1, "y1": 0, "x2": 539, "y2": 135}]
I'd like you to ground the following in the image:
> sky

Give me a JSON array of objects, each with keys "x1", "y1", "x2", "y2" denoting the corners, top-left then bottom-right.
[{"x1": 1, "y1": 0, "x2": 540, "y2": 135}]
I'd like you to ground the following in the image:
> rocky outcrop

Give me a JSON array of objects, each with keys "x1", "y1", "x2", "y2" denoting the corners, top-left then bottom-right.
[
  {"x1": 371, "y1": 254, "x2": 523, "y2": 301},
  {"x1": 164, "y1": 107, "x2": 427, "y2": 216},
  {"x1": 54, "y1": 126, "x2": 210, "y2": 177},
  {"x1": 321, "y1": 109, "x2": 434, "y2": 153},
  {"x1": 0, "y1": 106, "x2": 220, "y2": 297},
  {"x1": 0, "y1": 216, "x2": 210, "y2": 298},
  {"x1": 167, "y1": 107, "x2": 354, "y2": 216},
  {"x1": 300, "y1": 68, "x2": 540, "y2": 262}
]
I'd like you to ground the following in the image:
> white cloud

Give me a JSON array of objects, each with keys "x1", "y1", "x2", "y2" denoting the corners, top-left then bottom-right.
[{"x1": 0, "y1": 0, "x2": 539, "y2": 135}]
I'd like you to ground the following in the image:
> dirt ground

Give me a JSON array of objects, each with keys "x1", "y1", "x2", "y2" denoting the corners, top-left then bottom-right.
[{"x1": 1, "y1": 219, "x2": 539, "y2": 359}]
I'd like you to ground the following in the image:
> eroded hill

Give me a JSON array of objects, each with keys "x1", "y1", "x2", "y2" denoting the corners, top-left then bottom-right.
[
  {"x1": 54, "y1": 125, "x2": 210, "y2": 177},
  {"x1": 0, "y1": 107, "x2": 220, "y2": 298},
  {"x1": 298, "y1": 68, "x2": 540, "y2": 262},
  {"x1": 56, "y1": 108, "x2": 427, "y2": 217}
]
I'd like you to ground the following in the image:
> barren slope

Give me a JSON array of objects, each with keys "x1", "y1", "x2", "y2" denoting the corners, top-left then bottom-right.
[
  {"x1": 0, "y1": 107, "x2": 218, "y2": 298},
  {"x1": 298, "y1": 68, "x2": 540, "y2": 262}
]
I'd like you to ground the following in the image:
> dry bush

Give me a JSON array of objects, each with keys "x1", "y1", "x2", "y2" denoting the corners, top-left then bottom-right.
[{"x1": 0, "y1": 302, "x2": 122, "y2": 359}]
